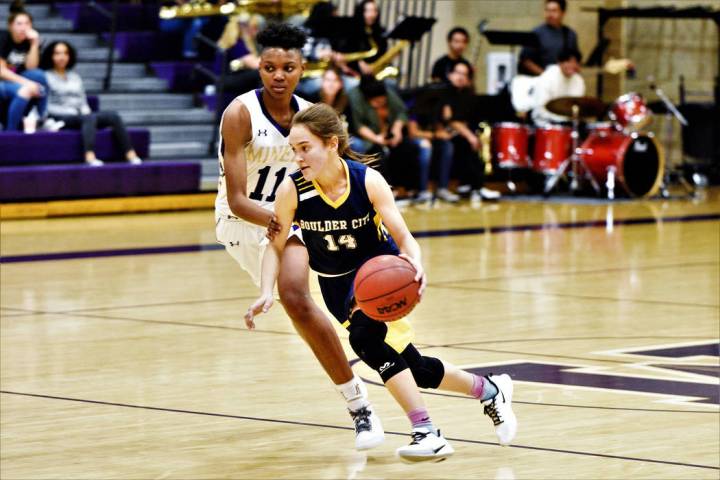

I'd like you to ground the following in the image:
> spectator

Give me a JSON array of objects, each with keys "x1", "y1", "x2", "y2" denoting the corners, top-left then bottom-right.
[
  {"x1": 531, "y1": 47, "x2": 585, "y2": 125},
  {"x1": 339, "y1": 0, "x2": 387, "y2": 79},
  {"x1": 41, "y1": 41, "x2": 142, "y2": 166},
  {"x1": 216, "y1": 13, "x2": 263, "y2": 94},
  {"x1": 0, "y1": 8, "x2": 59, "y2": 131},
  {"x1": 407, "y1": 85, "x2": 459, "y2": 203},
  {"x1": 348, "y1": 75, "x2": 423, "y2": 203},
  {"x1": 442, "y1": 62, "x2": 500, "y2": 202},
  {"x1": 430, "y1": 27, "x2": 473, "y2": 85},
  {"x1": 519, "y1": 0, "x2": 580, "y2": 76},
  {"x1": 304, "y1": 66, "x2": 354, "y2": 133}
]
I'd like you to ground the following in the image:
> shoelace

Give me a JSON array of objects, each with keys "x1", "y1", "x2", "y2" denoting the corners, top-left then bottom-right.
[
  {"x1": 409, "y1": 430, "x2": 430, "y2": 445},
  {"x1": 483, "y1": 398, "x2": 503, "y2": 426},
  {"x1": 350, "y1": 407, "x2": 372, "y2": 434}
]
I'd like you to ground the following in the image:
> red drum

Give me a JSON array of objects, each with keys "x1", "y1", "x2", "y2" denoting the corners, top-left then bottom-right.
[
  {"x1": 587, "y1": 121, "x2": 616, "y2": 136},
  {"x1": 533, "y1": 125, "x2": 572, "y2": 173},
  {"x1": 609, "y1": 92, "x2": 652, "y2": 131},
  {"x1": 492, "y1": 123, "x2": 530, "y2": 168},
  {"x1": 580, "y1": 131, "x2": 663, "y2": 197}
]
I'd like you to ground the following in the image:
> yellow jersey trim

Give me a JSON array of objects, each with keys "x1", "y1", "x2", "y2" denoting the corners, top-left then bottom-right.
[{"x1": 312, "y1": 159, "x2": 350, "y2": 210}]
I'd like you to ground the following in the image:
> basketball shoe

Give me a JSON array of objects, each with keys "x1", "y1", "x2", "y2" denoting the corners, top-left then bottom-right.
[
  {"x1": 396, "y1": 427, "x2": 454, "y2": 462},
  {"x1": 482, "y1": 374, "x2": 517, "y2": 445},
  {"x1": 349, "y1": 406, "x2": 384, "y2": 450}
]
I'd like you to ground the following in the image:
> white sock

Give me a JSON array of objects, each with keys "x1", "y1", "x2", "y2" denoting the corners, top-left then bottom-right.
[{"x1": 336, "y1": 375, "x2": 371, "y2": 412}]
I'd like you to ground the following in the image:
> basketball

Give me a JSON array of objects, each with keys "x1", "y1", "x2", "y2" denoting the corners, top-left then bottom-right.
[{"x1": 354, "y1": 255, "x2": 420, "y2": 322}]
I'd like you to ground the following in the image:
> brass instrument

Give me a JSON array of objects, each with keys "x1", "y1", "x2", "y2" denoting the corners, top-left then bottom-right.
[
  {"x1": 478, "y1": 122, "x2": 493, "y2": 176},
  {"x1": 160, "y1": 0, "x2": 321, "y2": 20},
  {"x1": 302, "y1": 46, "x2": 378, "y2": 78},
  {"x1": 368, "y1": 40, "x2": 408, "y2": 80}
]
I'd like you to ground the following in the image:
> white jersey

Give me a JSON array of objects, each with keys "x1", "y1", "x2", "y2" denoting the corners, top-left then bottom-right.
[{"x1": 215, "y1": 89, "x2": 313, "y2": 219}]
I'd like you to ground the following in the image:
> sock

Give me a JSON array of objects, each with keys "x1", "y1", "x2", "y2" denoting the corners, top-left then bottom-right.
[
  {"x1": 471, "y1": 374, "x2": 498, "y2": 402},
  {"x1": 336, "y1": 375, "x2": 370, "y2": 412},
  {"x1": 408, "y1": 408, "x2": 436, "y2": 433}
]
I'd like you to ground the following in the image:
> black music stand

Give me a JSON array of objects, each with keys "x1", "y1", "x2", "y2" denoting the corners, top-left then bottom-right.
[
  {"x1": 384, "y1": 16, "x2": 436, "y2": 84},
  {"x1": 481, "y1": 30, "x2": 538, "y2": 78}
]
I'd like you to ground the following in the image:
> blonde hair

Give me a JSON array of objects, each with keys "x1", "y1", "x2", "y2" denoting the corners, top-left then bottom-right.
[{"x1": 292, "y1": 103, "x2": 378, "y2": 165}]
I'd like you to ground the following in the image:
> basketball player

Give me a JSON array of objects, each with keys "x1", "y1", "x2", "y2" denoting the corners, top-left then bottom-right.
[
  {"x1": 246, "y1": 103, "x2": 517, "y2": 461},
  {"x1": 214, "y1": 23, "x2": 384, "y2": 450}
]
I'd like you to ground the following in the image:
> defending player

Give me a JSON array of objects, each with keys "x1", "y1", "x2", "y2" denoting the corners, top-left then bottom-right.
[
  {"x1": 246, "y1": 103, "x2": 517, "y2": 461},
  {"x1": 214, "y1": 23, "x2": 384, "y2": 450}
]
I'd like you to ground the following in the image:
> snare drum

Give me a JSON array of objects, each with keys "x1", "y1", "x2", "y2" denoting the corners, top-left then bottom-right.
[
  {"x1": 533, "y1": 125, "x2": 572, "y2": 173},
  {"x1": 492, "y1": 122, "x2": 530, "y2": 168},
  {"x1": 609, "y1": 92, "x2": 652, "y2": 131},
  {"x1": 579, "y1": 131, "x2": 663, "y2": 197}
]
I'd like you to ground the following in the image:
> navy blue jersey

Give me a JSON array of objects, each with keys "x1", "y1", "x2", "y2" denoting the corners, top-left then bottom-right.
[{"x1": 290, "y1": 159, "x2": 399, "y2": 276}]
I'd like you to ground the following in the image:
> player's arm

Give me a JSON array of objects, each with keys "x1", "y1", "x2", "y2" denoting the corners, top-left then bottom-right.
[
  {"x1": 222, "y1": 101, "x2": 275, "y2": 228},
  {"x1": 365, "y1": 168, "x2": 426, "y2": 297},
  {"x1": 244, "y1": 177, "x2": 298, "y2": 328}
]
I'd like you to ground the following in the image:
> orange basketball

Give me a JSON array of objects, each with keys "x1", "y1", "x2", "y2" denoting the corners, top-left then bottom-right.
[{"x1": 354, "y1": 255, "x2": 420, "y2": 322}]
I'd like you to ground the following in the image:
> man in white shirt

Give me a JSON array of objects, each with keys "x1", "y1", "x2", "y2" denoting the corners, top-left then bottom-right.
[{"x1": 532, "y1": 48, "x2": 585, "y2": 125}]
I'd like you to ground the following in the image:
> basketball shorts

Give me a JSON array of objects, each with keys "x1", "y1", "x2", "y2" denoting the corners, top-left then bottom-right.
[
  {"x1": 318, "y1": 270, "x2": 414, "y2": 353},
  {"x1": 215, "y1": 215, "x2": 303, "y2": 286}
]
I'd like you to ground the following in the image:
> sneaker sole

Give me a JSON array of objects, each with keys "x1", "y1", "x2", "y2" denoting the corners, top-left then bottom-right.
[
  {"x1": 356, "y1": 434, "x2": 385, "y2": 450},
  {"x1": 397, "y1": 448, "x2": 454, "y2": 463}
]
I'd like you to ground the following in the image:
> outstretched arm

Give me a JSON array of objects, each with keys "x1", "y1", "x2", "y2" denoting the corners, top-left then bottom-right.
[
  {"x1": 244, "y1": 177, "x2": 298, "y2": 328},
  {"x1": 365, "y1": 168, "x2": 427, "y2": 298}
]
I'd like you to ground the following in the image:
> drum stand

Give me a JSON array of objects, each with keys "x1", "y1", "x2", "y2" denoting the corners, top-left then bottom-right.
[
  {"x1": 543, "y1": 105, "x2": 601, "y2": 196},
  {"x1": 653, "y1": 86, "x2": 694, "y2": 198}
]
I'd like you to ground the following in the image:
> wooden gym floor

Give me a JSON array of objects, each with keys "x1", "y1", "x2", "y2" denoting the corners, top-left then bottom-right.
[{"x1": 1, "y1": 189, "x2": 718, "y2": 479}]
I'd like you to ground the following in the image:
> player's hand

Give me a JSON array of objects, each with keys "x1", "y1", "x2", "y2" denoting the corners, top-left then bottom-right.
[
  {"x1": 244, "y1": 293, "x2": 274, "y2": 329},
  {"x1": 398, "y1": 253, "x2": 427, "y2": 300},
  {"x1": 265, "y1": 214, "x2": 281, "y2": 241}
]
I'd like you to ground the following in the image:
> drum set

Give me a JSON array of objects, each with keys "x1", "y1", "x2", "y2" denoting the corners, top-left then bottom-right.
[{"x1": 491, "y1": 92, "x2": 664, "y2": 199}]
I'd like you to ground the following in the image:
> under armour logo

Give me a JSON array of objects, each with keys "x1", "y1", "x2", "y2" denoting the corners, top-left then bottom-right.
[
  {"x1": 228, "y1": 241, "x2": 240, "y2": 246},
  {"x1": 378, "y1": 361, "x2": 395, "y2": 374},
  {"x1": 258, "y1": 129, "x2": 268, "y2": 136}
]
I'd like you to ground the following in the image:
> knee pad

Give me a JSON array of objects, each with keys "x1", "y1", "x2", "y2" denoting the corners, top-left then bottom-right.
[
  {"x1": 348, "y1": 311, "x2": 408, "y2": 382},
  {"x1": 402, "y1": 344, "x2": 445, "y2": 389}
]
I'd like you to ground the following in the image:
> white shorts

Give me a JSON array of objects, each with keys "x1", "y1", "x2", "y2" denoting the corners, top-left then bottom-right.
[{"x1": 215, "y1": 215, "x2": 303, "y2": 286}]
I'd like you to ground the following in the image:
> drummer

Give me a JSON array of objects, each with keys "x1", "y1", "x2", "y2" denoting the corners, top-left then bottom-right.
[{"x1": 531, "y1": 48, "x2": 585, "y2": 126}]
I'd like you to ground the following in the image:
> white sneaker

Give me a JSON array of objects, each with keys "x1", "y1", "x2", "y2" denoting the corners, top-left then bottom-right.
[
  {"x1": 470, "y1": 189, "x2": 482, "y2": 202},
  {"x1": 480, "y1": 187, "x2": 501, "y2": 200},
  {"x1": 482, "y1": 374, "x2": 517, "y2": 446},
  {"x1": 350, "y1": 406, "x2": 384, "y2": 450},
  {"x1": 436, "y1": 188, "x2": 460, "y2": 203},
  {"x1": 414, "y1": 190, "x2": 433, "y2": 204},
  {"x1": 128, "y1": 156, "x2": 143, "y2": 165},
  {"x1": 456, "y1": 184, "x2": 471, "y2": 194},
  {"x1": 41, "y1": 118, "x2": 65, "y2": 132},
  {"x1": 396, "y1": 427, "x2": 454, "y2": 462},
  {"x1": 86, "y1": 158, "x2": 104, "y2": 167}
]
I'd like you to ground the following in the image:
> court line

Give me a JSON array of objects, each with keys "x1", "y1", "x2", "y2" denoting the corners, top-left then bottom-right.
[
  {"x1": 431, "y1": 283, "x2": 720, "y2": 309},
  {"x1": 1, "y1": 212, "x2": 718, "y2": 264},
  {"x1": 1, "y1": 390, "x2": 717, "y2": 471}
]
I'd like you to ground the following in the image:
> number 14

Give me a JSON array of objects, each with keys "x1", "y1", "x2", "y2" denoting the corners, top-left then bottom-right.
[{"x1": 323, "y1": 234, "x2": 357, "y2": 251}]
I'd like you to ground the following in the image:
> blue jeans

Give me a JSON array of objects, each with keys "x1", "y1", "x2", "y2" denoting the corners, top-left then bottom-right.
[
  {"x1": 159, "y1": 18, "x2": 208, "y2": 57},
  {"x1": 412, "y1": 138, "x2": 432, "y2": 192},
  {"x1": 0, "y1": 69, "x2": 48, "y2": 131},
  {"x1": 432, "y1": 139, "x2": 454, "y2": 189}
]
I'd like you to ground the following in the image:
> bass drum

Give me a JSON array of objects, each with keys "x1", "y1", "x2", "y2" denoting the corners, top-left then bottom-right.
[
  {"x1": 492, "y1": 123, "x2": 530, "y2": 168},
  {"x1": 580, "y1": 131, "x2": 664, "y2": 197}
]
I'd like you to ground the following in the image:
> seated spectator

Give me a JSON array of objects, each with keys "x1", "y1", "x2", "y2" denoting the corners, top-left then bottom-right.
[
  {"x1": 407, "y1": 84, "x2": 459, "y2": 203},
  {"x1": 430, "y1": 27, "x2": 473, "y2": 85},
  {"x1": 159, "y1": 1, "x2": 210, "y2": 59},
  {"x1": 0, "y1": 8, "x2": 59, "y2": 132},
  {"x1": 348, "y1": 75, "x2": 423, "y2": 203},
  {"x1": 215, "y1": 13, "x2": 263, "y2": 94},
  {"x1": 303, "y1": 66, "x2": 354, "y2": 135},
  {"x1": 442, "y1": 62, "x2": 500, "y2": 201},
  {"x1": 41, "y1": 41, "x2": 142, "y2": 166}
]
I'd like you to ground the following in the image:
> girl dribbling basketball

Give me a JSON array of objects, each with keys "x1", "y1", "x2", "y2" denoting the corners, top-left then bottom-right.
[{"x1": 246, "y1": 103, "x2": 517, "y2": 461}]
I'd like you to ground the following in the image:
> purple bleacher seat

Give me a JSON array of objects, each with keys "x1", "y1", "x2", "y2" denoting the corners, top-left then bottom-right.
[
  {"x1": 56, "y1": 2, "x2": 159, "y2": 32},
  {"x1": 0, "y1": 162, "x2": 201, "y2": 201},
  {"x1": 105, "y1": 31, "x2": 181, "y2": 61},
  {"x1": 151, "y1": 61, "x2": 211, "y2": 91},
  {"x1": 200, "y1": 92, "x2": 236, "y2": 113},
  {"x1": 87, "y1": 95, "x2": 99, "y2": 112},
  {"x1": 0, "y1": 129, "x2": 149, "y2": 166}
]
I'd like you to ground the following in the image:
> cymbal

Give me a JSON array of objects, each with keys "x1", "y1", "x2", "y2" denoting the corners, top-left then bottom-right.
[{"x1": 545, "y1": 96, "x2": 606, "y2": 118}]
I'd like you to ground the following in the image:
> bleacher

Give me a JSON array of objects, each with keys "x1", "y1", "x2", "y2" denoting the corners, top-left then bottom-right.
[{"x1": 0, "y1": 0, "x2": 219, "y2": 205}]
